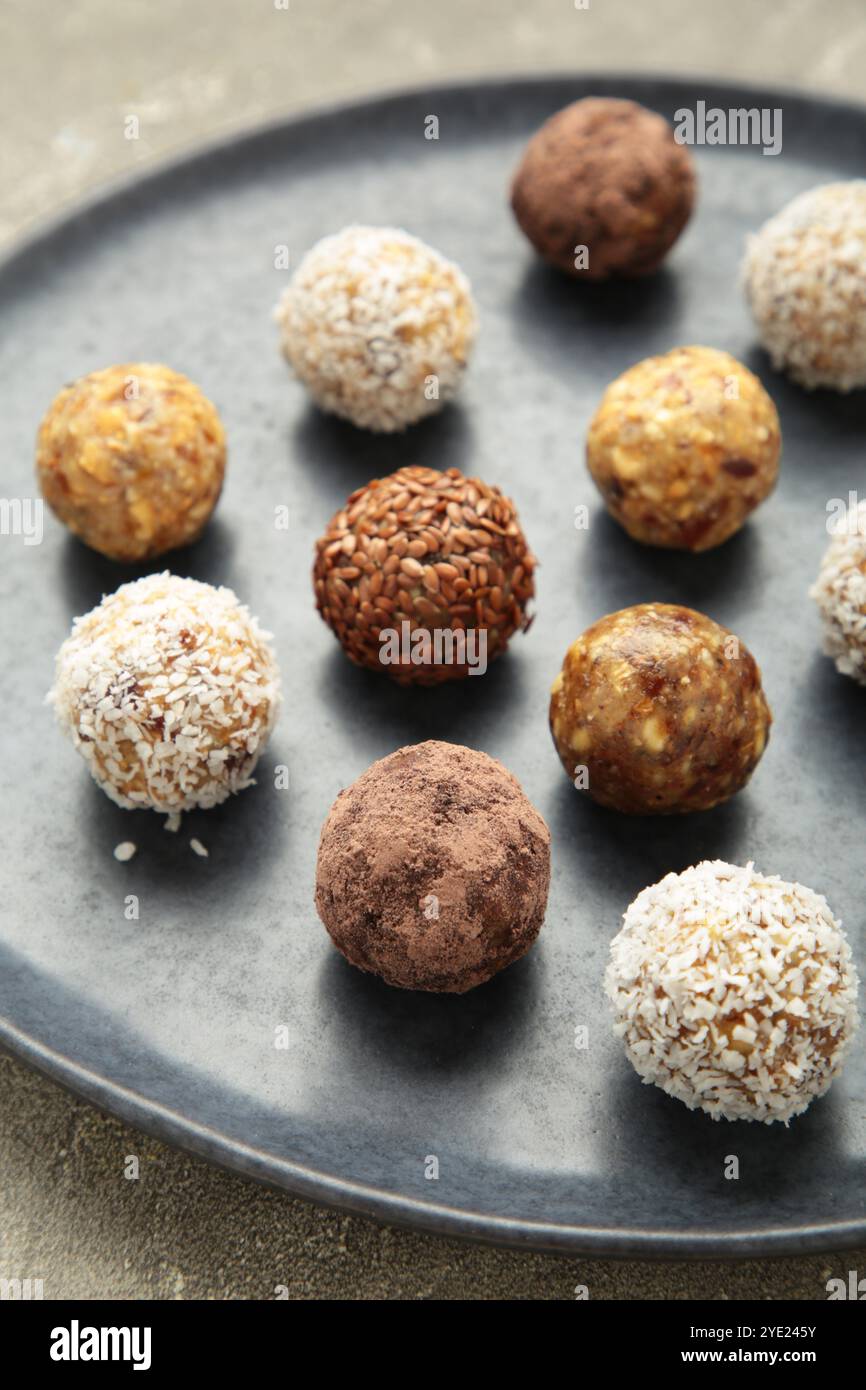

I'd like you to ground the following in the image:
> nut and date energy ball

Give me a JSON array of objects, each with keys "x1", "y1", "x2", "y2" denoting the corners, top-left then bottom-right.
[
  {"x1": 605, "y1": 860, "x2": 860, "y2": 1124},
  {"x1": 274, "y1": 225, "x2": 477, "y2": 432},
  {"x1": 510, "y1": 97, "x2": 696, "y2": 280},
  {"x1": 810, "y1": 496, "x2": 866, "y2": 684},
  {"x1": 313, "y1": 465, "x2": 536, "y2": 685},
  {"x1": 549, "y1": 603, "x2": 771, "y2": 815},
  {"x1": 743, "y1": 182, "x2": 866, "y2": 392},
  {"x1": 586, "y1": 347, "x2": 781, "y2": 551},
  {"x1": 36, "y1": 363, "x2": 226, "y2": 562},
  {"x1": 315, "y1": 741, "x2": 551, "y2": 993},
  {"x1": 50, "y1": 573, "x2": 281, "y2": 823}
]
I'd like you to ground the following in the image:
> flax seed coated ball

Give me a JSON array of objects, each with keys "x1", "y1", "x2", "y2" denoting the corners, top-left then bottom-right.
[
  {"x1": 510, "y1": 97, "x2": 696, "y2": 280},
  {"x1": 315, "y1": 741, "x2": 551, "y2": 992},
  {"x1": 313, "y1": 465, "x2": 536, "y2": 684},
  {"x1": 274, "y1": 226, "x2": 477, "y2": 431},
  {"x1": 49, "y1": 573, "x2": 281, "y2": 824},
  {"x1": 586, "y1": 347, "x2": 781, "y2": 551},
  {"x1": 36, "y1": 363, "x2": 226, "y2": 562},
  {"x1": 549, "y1": 604, "x2": 771, "y2": 815},
  {"x1": 605, "y1": 860, "x2": 859, "y2": 1123},
  {"x1": 743, "y1": 182, "x2": 866, "y2": 391}
]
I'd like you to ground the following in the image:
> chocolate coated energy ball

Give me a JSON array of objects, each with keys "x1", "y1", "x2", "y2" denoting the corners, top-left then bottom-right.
[
  {"x1": 549, "y1": 603, "x2": 771, "y2": 814},
  {"x1": 315, "y1": 741, "x2": 551, "y2": 992},
  {"x1": 313, "y1": 465, "x2": 535, "y2": 684},
  {"x1": 36, "y1": 363, "x2": 225, "y2": 562},
  {"x1": 510, "y1": 97, "x2": 695, "y2": 280},
  {"x1": 587, "y1": 347, "x2": 781, "y2": 551}
]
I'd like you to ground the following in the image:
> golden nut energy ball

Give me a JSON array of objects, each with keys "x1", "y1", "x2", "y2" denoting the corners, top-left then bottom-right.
[
  {"x1": 36, "y1": 363, "x2": 226, "y2": 562},
  {"x1": 743, "y1": 182, "x2": 866, "y2": 391},
  {"x1": 50, "y1": 573, "x2": 281, "y2": 823},
  {"x1": 549, "y1": 603, "x2": 771, "y2": 815},
  {"x1": 274, "y1": 225, "x2": 477, "y2": 432},
  {"x1": 510, "y1": 97, "x2": 696, "y2": 280},
  {"x1": 586, "y1": 346, "x2": 780, "y2": 551},
  {"x1": 605, "y1": 861, "x2": 860, "y2": 1124},
  {"x1": 313, "y1": 465, "x2": 535, "y2": 685},
  {"x1": 810, "y1": 497, "x2": 866, "y2": 684}
]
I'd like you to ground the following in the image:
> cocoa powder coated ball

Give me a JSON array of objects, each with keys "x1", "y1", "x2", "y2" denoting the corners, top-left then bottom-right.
[
  {"x1": 510, "y1": 97, "x2": 696, "y2": 280},
  {"x1": 36, "y1": 363, "x2": 225, "y2": 562},
  {"x1": 586, "y1": 346, "x2": 781, "y2": 551},
  {"x1": 315, "y1": 741, "x2": 551, "y2": 993},
  {"x1": 550, "y1": 603, "x2": 771, "y2": 815},
  {"x1": 313, "y1": 465, "x2": 536, "y2": 684}
]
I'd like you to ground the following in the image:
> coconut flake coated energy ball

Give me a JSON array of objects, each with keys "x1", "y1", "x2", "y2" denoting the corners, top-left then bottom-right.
[
  {"x1": 315, "y1": 741, "x2": 551, "y2": 993},
  {"x1": 605, "y1": 861, "x2": 860, "y2": 1124},
  {"x1": 50, "y1": 573, "x2": 281, "y2": 821},
  {"x1": 36, "y1": 363, "x2": 226, "y2": 562},
  {"x1": 549, "y1": 604, "x2": 771, "y2": 815},
  {"x1": 586, "y1": 347, "x2": 781, "y2": 551},
  {"x1": 274, "y1": 226, "x2": 477, "y2": 431},
  {"x1": 743, "y1": 182, "x2": 866, "y2": 391},
  {"x1": 510, "y1": 97, "x2": 695, "y2": 280},
  {"x1": 810, "y1": 497, "x2": 866, "y2": 684},
  {"x1": 313, "y1": 465, "x2": 535, "y2": 684}
]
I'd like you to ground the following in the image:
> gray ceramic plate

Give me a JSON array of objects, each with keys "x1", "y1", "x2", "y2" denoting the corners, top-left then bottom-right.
[{"x1": 1, "y1": 76, "x2": 865, "y2": 1258}]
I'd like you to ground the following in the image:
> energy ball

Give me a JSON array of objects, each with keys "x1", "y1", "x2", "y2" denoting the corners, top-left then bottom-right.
[
  {"x1": 743, "y1": 182, "x2": 866, "y2": 391},
  {"x1": 315, "y1": 741, "x2": 550, "y2": 993},
  {"x1": 510, "y1": 97, "x2": 695, "y2": 280},
  {"x1": 313, "y1": 465, "x2": 535, "y2": 685},
  {"x1": 274, "y1": 225, "x2": 477, "y2": 431},
  {"x1": 605, "y1": 860, "x2": 859, "y2": 1124},
  {"x1": 549, "y1": 603, "x2": 771, "y2": 815},
  {"x1": 50, "y1": 572, "x2": 281, "y2": 822},
  {"x1": 586, "y1": 347, "x2": 781, "y2": 551},
  {"x1": 36, "y1": 363, "x2": 225, "y2": 562},
  {"x1": 810, "y1": 496, "x2": 866, "y2": 684}
]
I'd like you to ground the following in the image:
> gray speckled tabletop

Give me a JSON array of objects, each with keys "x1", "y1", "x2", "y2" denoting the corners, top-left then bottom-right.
[{"x1": 2, "y1": 0, "x2": 865, "y2": 1300}]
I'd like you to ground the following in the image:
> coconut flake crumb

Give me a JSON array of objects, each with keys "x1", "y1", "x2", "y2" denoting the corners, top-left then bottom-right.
[
  {"x1": 113, "y1": 841, "x2": 137, "y2": 862},
  {"x1": 274, "y1": 225, "x2": 477, "y2": 432},
  {"x1": 809, "y1": 497, "x2": 866, "y2": 685},
  {"x1": 605, "y1": 860, "x2": 859, "y2": 1124},
  {"x1": 189, "y1": 838, "x2": 209, "y2": 858}
]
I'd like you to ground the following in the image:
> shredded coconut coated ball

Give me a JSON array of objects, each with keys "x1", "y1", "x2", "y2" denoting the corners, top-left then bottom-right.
[
  {"x1": 274, "y1": 225, "x2": 477, "y2": 432},
  {"x1": 50, "y1": 573, "x2": 281, "y2": 819},
  {"x1": 810, "y1": 497, "x2": 866, "y2": 685},
  {"x1": 605, "y1": 861, "x2": 859, "y2": 1124},
  {"x1": 742, "y1": 182, "x2": 866, "y2": 391}
]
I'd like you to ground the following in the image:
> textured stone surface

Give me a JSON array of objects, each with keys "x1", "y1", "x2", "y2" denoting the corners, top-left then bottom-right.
[{"x1": 3, "y1": 0, "x2": 865, "y2": 1302}]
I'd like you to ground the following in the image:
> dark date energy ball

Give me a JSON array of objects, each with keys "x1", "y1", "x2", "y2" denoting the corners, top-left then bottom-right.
[
  {"x1": 313, "y1": 465, "x2": 536, "y2": 684},
  {"x1": 510, "y1": 97, "x2": 696, "y2": 280},
  {"x1": 549, "y1": 603, "x2": 772, "y2": 815},
  {"x1": 36, "y1": 363, "x2": 226, "y2": 562},
  {"x1": 315, "y1": 741, "x2": 551, "y2": 993},
  {"x1": 587, "y1": 347, "x2": 781, "y2": 551}
]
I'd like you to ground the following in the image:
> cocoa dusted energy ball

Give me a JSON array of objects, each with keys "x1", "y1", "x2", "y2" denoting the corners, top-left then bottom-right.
[
  {"x1": 549, "y1": 603, "x2": 771, "y2": 815},
  {"x1": 810, "y1": 496, "x2": 866, "y2": 684},
  {"x1": 743, "y1": 182, "x2": 866, "y2": 392},
  {"x1": 50, "y1": 573, "x2": 281, "y2": 825},
  {"x1": 36, "y1": 363, "x2": 226, "y2": 562},
  {"x1": 606, "y1": 860, "x2": 859, "y2": 1123},
  {"x1": 315, "y1": 741, "x2": 551, "y2": 993},
  {"x1": 313, "y1": 465, "x2": 535, "y2": 684},
  {"x1": 510, "y1": 97, "x2": 696, "y2": 280},
  {"x1": 274, "y1": 225, "x2": 477, "y2": 431},
  {"x1": 587, "y1": 347, "x2": 781, "y2": 551}
]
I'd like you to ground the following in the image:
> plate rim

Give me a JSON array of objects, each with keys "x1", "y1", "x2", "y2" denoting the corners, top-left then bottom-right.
[{"x1": 3, "y1": 71, "x2": 866, "y2": 1261}]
